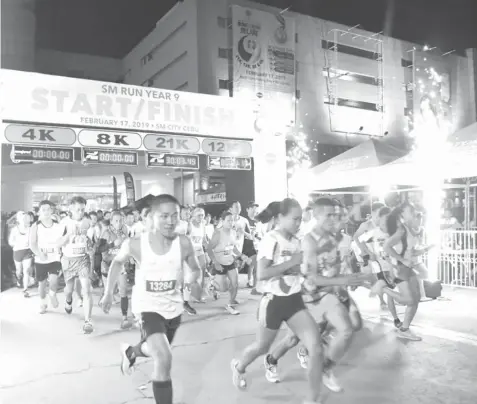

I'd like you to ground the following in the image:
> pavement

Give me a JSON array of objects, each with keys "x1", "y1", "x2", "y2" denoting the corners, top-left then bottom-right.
[{"x1": 1, "y1": 279, "x2": 477, "y2": 404}]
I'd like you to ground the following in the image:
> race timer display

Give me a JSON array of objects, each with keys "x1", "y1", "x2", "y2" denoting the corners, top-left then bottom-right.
[
  {"x1": 82, "y1": 148, "x2": 138, "y2": 166},
  {"x1": 11, "y1": 145, "x2": 75, "y2": 163}
]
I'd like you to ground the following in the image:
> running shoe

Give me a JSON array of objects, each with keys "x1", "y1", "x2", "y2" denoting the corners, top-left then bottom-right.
[
  {"x1": 225, "y1": 304, "x2": 240, "y2": 315},
  {"x1": 250, "y1": 288, "x2": 261, "y2": 296},
  {"x1": 297, "y1": 348, "x2": 309, "y2": 369},
  {"x1": 393, "y1": 318, "x2": 403, "y2": 329},
  {"x1": 65, "y1": 301, "x2": 73, "y2": 314},
  {"x1": 39, "y1": 304, "x2": 47, "y2": 314},
  {"x1": 231, "y1": 359, "x2": 247, "y2": 390},
  {"x1": 120, "y1": 318, "x2": 133, "y2": 330},
  {"x1": 323, "y1": 370, "x2": 343, "y2": 393},
  {"x1": 183, "y1": 302, "x2": 197, "y2": 315},
  {"x1": 397, "y1": 328, "x2": 422, "y2": 341},
  {"x1": 120, "y1": 343, "x2": 136, "y2": 375},
  {"x1": 264, "y1": 355, "x2": 280, "y2": 383},
  {"x1": 23, "y1": 290, "x2": 30, "y2": 298},
  {"x1": 49, "y1": 293, "x2": 59, "y2": 308},
  {"x1": 83, "y1": 320, "x2": 94, "y2": 334}
]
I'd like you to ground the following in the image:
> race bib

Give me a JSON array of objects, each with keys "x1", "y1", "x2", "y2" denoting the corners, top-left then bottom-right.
[
  {"x1": 109, "y1": 248, "x2": 120, "y2": 256},
  {"x1": 72, "y1": 246, "x2": 86, "y2": 255},
  {"x1": 41, "y1": 247, "x2": 58, "y2": 254},
  {"x1": 146, "y1": 280, "x2": 176, "y2": 293}
]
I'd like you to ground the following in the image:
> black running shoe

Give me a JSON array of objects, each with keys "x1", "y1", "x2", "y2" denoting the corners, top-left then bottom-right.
[
  {"x1": 183, "y1": 302, "x2": 197, "y2": 315},
  {"x1": 65, "y1": 301, "x2": 73, "y2": 314},
  {"x1": 120, "y1": 344, "x2": 136, "y2": 375},
  {"x1": 394, "y1": 318, "x2": 403, "y2": 329}
]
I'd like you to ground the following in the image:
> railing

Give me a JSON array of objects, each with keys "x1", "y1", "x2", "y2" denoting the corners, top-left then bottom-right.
[{"x1": 437, "y1": 230, "x2": 477, "y2": 289}]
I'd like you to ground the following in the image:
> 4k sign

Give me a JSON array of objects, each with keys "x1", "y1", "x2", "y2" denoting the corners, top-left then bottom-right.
[
  {"x1": 78, "y1": 129, "x2": 142, "y2": 149},
  {"x1": 4, "y1": 124, "x2": 77, "y2": 146}
]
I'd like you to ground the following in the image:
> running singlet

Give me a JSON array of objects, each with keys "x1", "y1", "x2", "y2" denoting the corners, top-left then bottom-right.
[
  {"x1": 36, "y1": 220, "x2": 63, "y2": 264},
  {"x1": 233, "y1": 216, "x2": 249, "y2": 252},
  {"x1": 360, "y1": 227, "x2": 392, "y2": 272},
  {"x1": 213, "y1": 230, "x2": 237, "y2": 266},
  {"x1": 101, "y1": 227, "x2": 127, "y2": 265},
  {"x1": 391, "y1": 223, "x2": 419, "y2": 265},
  {"x1": 189, "y1": 223, "x2": 206, "y2": 256},
  {"x1": 132, "y1": 233, "x2": 183, "y2": 319},
  {"x1": 9, "y1": 226, "x2": 30, "y2": 251},
  {"x1": 61, "y1": 217, "x2": 91, "y2": 258},
  {"x1": 257, "y1": 230, "x2": 302, "y2": 296}
]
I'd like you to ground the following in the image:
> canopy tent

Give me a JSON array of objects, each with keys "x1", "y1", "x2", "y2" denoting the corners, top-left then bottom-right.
[{"x1": 309, "y1": 139, "x2": 405, "y2": 191}]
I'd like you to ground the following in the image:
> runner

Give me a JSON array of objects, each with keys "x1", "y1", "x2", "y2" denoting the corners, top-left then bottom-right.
[
  {"x1": 29, "y1": 200, "x2": 64, "y2": 314},
  {"x1": 207, "y1": 211, "x2": 246, "y2": 315},
  {"x1": 125, "y1": 212, "x2": 136, "y2": 237},
  {"x1": 8, "y1": 211, "x2": 33, "y2": 298},
  {"x1": 353, "y1": 202, "x2": 387, "y2": 309},
  {"x1": 58, "y1": 196, "x2": 95, "y2": 334},
  {"x1": 97, "y1": 210, "x2": 131, "y2": 329},
  {"x1": 263, "y1": 198, "x2": 367, "y2": 393},
  {"x1": 188, "y1": 207, "x2": 208, "y2": 303},
  {"x1": 101, "y1": 194, "x2": 201, "y2": 404},
  {"x1": 243, "y1": 202, "x2": 259, "y2": 292},
  {"x1": 230, "y1": 201, "x2": 254, "y2": 275},
  {"x1": 371, "y1": 202, "x2": 432, "y2": 341},
  {"x1": 87, "y1": 212, "x2": 103, "y2": 287}
]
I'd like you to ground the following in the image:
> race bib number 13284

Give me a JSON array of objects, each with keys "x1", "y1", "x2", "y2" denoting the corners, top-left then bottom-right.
[{"x1": 146, "y1": 280, "x2": 176, "y2": 292}]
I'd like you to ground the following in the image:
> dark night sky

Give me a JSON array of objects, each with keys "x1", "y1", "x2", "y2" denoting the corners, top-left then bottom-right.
[{"x1": 35, "y1": 0, "x2": 477, "y2": 58}]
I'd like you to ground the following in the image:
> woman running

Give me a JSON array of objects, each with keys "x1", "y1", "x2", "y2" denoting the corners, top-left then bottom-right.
[
  {"x1": 231, "y1": 198, "x2": 324, "y2": 404},
  {"x1": 9, "y1": 211, "x2": 34, "y2": 297}
]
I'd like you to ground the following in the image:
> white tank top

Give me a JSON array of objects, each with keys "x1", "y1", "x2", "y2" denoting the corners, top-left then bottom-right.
[
  {"x1": 392, "y1": 224, "x2": 418, "y2": 265},
  {"x1": 62, "y1": 217, "x2": 91, "y2": 258},
  {"x1": 213, "y1": 229, "x2": 236, "y2": 266},
  {"x1": 11, "y1": 226, "x2": 30, "y2": 251},
  {"x1": 189, "y1": 222, "x2": 205, "y2": 255},
  {"x1": 36, "y1": 220, "x2": 63, "y2": 263},
  {"x1": 257, "y1": 230, "x2": 303, "y2": 296},
  {"x1": 132, "y1": 233, "x2": 184, "y2": 319}
]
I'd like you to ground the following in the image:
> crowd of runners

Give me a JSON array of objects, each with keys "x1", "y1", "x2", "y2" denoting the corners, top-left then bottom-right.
[{"x1": 5, "y1": 193, "x2": 432, "y2": 404}]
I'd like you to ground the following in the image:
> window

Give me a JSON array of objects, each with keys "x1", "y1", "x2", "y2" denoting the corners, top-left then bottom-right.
[
  {"x1": 218, "y1": 48, "x2": 232, "y2": 59},
  {"x1": 141, "y1": 53, "x2": 153, "y2": 66},
  {"x1": 218, "y1": 79, "x2": 231, "y2": 89}
]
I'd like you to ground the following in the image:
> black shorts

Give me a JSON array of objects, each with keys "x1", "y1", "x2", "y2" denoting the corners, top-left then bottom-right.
[
  {"x1": 36, "y1": 261, "x2": 61, "y2": 282},
  {"x1": 257, "y1": 292, "x2": 306, "y2": 330},
  {"x1": 376, "y1": 271, "x2": 397, "y2": 289},
  {"x1": 13, "y1": 249, "x2": 33, "y2": 263},
  {"x1": 139, "y1": 312, "x2": 181, "y2": 344},
  {"x1": 214, "y1": 262, "x2": 236, "y2": 275},
  {"x1": 242, "y1": 240, "x2": 257, "y2": 258}
]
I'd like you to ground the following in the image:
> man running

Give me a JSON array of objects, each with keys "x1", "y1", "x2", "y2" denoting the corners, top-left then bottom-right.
[
  {"x1": 263, "y1": 198, "x2": 367, "y2": 392},
  {"x1": 29, "y1": 200, "x2": 63, "y2": 314},
  {"x1": 188, "y1": 207, "x2": 208, "y2": 303},
  {"x1": 58, "y1": 196, "x2": 95, "y2": 334},
  {"x1": 101, "y1": 194, "x2": 200, "y2": 404},
  {"x1": 208, "y1": 211, "x2": 248, "y2": 315},
  {"x1": 97, "y1": 210, "x2": 131, "y2": 329},
  {"x1": 353, "y1": 202, "x2": 387, "y2": 309}
]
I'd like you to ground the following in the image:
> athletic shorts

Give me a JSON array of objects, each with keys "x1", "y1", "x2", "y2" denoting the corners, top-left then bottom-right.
[
  {"x1": 139, "y1": 312, "x2": 181, "y2": 344},
  {"x1": 376, "y1": 271, "x2": 397, "y2": 288},
  {"x1": 257, "y1": 292, "x2": 306, "y2": 331},
  {"x1": 214, "y1": 262, "x2": 236, "y2": 275},
  {"x1": 242, "y1": 240, "x2": 257, "y2": 258},
  {"x1": 13, "y1": 249, "x2": 33, "y2": 263},
  {"x1": 36, "y1": 261, "x2": 61, "y2": 282},
  {"x1": 61, "y1": 255, "x2": 91, "y2": 282}
]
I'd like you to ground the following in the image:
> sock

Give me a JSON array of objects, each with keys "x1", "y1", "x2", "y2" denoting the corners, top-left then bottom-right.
[
  {"x1": 324, "y1": 357, "x2": 335, "y2": 371},
  {"x1": 152, "y1": 380, "x2": 173, "y2": 404},
  {"x1": 120, "y1": 297, "x2": 128, "y2": 316},
  {"x1": 126, "y1": 343, "x2": 146, "y2": 360},
  {"x1": 266, "y1": 354, "x2": 277, "y2": 365}
]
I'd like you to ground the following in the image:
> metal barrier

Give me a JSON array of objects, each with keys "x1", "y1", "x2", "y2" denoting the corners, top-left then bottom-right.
[{"x1": 438, "y1": 230, "x2": 477, "y2": 289}]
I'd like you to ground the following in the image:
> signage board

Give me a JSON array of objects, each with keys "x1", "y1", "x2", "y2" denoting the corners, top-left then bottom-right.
[
  {"x1": 143, "y1": 134, "x2": 200, "y2": 154},
  {"x1": 11, "y1": 145, "x2": 74, "y2": 163},
  {"x1": 207, "y1": 156, "x2": 252, "y2": 171},
  {"x1": 1, "y1": 69, "x2": 255, "y2": 139},
  {"x1": 5, "y1": 124, "x2": 76, "y2": 146},
  {"x1": 201, "y1": 138, "x2": 252, "y2": 157},
  {"x1": 82, "y1": 148, "x2": 138, "y2": 166},
  {"x1": 78, "y1": 129, "x2": 142, "y2": 149},
  {"x1": 146, "y1": 153, "x2": 199, "y2": 170},
  {"x1": 196, "y1": 192, "x2": 227, "y2": 204}
]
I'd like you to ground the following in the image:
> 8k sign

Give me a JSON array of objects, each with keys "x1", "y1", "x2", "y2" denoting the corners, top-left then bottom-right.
[{"x1": 78, "y1": 130, "x2": 142, "y2": 149}]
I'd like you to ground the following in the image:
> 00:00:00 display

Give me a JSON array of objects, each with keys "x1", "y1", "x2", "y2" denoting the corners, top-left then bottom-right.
[
  {"x1": 32, "y1": 149, "x2": 71, "y2": 160},
  {"x1": 99, "y1": 152, "x2": 135, "y2": 163}
]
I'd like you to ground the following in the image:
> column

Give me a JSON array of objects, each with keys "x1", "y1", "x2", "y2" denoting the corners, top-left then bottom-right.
[
  {"x1": 253, "y1": 132, "x2": 288, "y2": 208},
  {"x1": 1, "y1": 0, "x2": 36, "y2": 71}
]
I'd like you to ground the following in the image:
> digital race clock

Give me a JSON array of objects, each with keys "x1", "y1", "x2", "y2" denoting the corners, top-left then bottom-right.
[
  {"x1": 82, "y1": 148, "x2": 138, "y2": 166},
  {"x1": 11, "y1": 145, "x2": 75, "y2": 163}
]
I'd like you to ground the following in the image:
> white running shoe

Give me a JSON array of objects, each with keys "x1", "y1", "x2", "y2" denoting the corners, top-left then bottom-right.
[
  {"x1": 297, "y1": 348, "x2": 309, "y2": 369},
  {"x1": 225, "y1": 305, "x2": 240, "y2": 315},
  {"x1": 39, "y1": 304, "x2": 47, "y2": 314},
  {"x1": 397, "y1": 328, "x2": 422, "y2": 341},
  {"x1": 323, "y1": 370, "x2": 343, "y2": 393},
  {"x1": 120, "y1": 343, "x2": 135, "y2": 375},
  {"x1": 120, "y1": 318, "x2": 133, "y2": 330},
  {"x1": 83, "y1": 320, "x2": 94, "y2": 334},
  {"x1": 49, "y1": 293, "x2": 59, "y2": 308},
  {"x1": 231, "y1": 359, "x2": 247, "y2": 390},
  {"x1": 264, "y1": 356, "x2": 280, "y2": 383}
]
